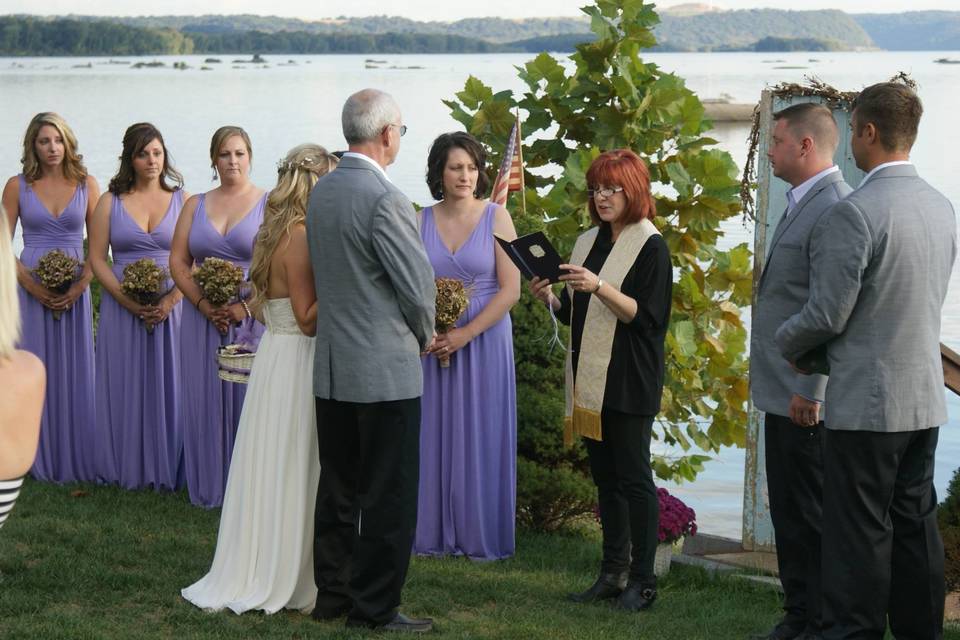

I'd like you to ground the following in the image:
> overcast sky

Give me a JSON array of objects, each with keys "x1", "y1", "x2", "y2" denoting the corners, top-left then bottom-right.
[{"x1": 4, "y1": 0, "x2": 957, "y2": 22}]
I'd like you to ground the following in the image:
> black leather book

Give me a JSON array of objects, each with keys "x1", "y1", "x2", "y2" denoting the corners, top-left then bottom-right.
[
  {"x1": 494, "y1": 231, "x2": 566, "y2": 283},
  {"x1": 795, "y1": 344, "x2": 830, "y2": 375}
]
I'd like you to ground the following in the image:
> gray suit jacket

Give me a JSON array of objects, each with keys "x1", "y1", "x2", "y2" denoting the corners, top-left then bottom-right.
[
  {"x1": 751, "y1": 171, "x2": 852, "y2": 417},
  {"x1": 306, "y1": 154, "x2": 436, "y2": 402},
  {"x1": 776, "y1": 165, "x2": 957, "y2": 431}
]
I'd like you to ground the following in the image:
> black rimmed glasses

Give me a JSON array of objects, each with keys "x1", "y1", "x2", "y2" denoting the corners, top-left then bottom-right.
[{"x1": 587, "y1": 186, "x2": 624, "y2": 198}]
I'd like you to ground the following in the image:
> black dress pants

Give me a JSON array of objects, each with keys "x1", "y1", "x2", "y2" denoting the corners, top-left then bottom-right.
[
  {"x1": 584, "y1": 409, "x2": 658, "y2": 585},
  {"x1": 764, "y1": 412, "x2": 824, "y2": 634},
  {"x1": 313, "y1": 397, "x2": 421, "y2": 626},
  {"x1": 821, "y1": 427, "x2": 944, "y2": 640}
]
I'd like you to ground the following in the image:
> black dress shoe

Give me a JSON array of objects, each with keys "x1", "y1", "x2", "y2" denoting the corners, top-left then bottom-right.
[
  {"x1": 566, "y1": 572, "x2": 628, "y2": 603},
  {"x1": 749, "y1": 620, "x2": 805, "y2": 640},
  {"x1": 311, "y1": 600, "x2": 351, "y2": 621},
  {"x1": 346, "y1": 612, "x2": 433, "y2": 633},
  {"x1": 614, "y1": 583, "x2": 657, "y2": 611}
]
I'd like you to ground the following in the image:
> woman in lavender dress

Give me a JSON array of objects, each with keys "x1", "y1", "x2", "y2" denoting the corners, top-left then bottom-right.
[
  {"x1": 170, "y1": 126, "x2": 266, "y2": 508},
  {"x1": 1, "y1": 112, "x2": 100, "y2": 484},
  {"x1": 89, "y1": 123, "x2": 187, "y2": 491},
  {"x1": 416, "y1": 132, "x2": 520, "y2": 560}
]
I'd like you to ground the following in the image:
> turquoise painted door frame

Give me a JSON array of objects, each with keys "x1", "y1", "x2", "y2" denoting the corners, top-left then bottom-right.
[{"x1": 741, "y1": 89, "x2": 865, "y2": 551}]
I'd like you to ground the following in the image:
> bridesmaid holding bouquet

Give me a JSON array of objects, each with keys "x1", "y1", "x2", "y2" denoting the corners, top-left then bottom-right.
[
  {"x1": 170, "y1": 126, "x2": 266, "y2": 508},
  {"x1": 89, "y1": 123, "x2": 187, "y2": 491},
  {"x1": 1, "y1": 112, "x2": 99, "y2": 483}
]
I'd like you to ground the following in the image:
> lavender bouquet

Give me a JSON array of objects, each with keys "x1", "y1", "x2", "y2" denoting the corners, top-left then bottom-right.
[
  {"x1": 121, "y1": 258, "x2": 169, "y2": 334},
  {"x1": 33, "y1": 249, "x2": 80, "y2": 320}
]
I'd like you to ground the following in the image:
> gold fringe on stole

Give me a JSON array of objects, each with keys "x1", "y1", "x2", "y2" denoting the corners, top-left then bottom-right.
[{"x1": 563, "y1": 407, "x2": 603, "y2": 446}]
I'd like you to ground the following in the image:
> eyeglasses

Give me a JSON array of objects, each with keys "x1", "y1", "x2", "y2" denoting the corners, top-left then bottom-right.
[
  {"x1": 388, "y1": 124, "x2": 408, "y2": 137},
  {"x1": 587, "y1": 186, "x2": 624, "y2": 198}
]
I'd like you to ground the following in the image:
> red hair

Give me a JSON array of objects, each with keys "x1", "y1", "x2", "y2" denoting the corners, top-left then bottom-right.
[{"x1": 585, "y1": 149, "x2": 656, "y2": 226}]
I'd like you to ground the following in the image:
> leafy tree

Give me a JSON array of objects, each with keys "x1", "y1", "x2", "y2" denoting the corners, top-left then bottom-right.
[{"x1": 444, "y1": 0, "x2": 750, "y2": 527}]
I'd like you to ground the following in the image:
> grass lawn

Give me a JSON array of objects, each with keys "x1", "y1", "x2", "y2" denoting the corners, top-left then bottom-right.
[{"x1": 1, "y1": 479, "x2": 958, "y2": 640}]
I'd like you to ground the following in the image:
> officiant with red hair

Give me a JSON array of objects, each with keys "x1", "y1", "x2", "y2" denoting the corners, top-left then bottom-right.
[{"x1": 529, "y1": 148, "x2": 673, "y2": 612}]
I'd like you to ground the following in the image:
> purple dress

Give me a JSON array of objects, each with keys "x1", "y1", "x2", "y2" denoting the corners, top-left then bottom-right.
[
  {"x1": 95, "y1": 191, "x2": 184, "y2": 491},
  {"x1": 415, "y1": 203, "x2": 517, "y2": 560},
  {"x1": 15, "y1": 174, "x2": 96, "y2": 483},
  {"x1": 180, "y1": 193, "x2": 266, "y2": 508}
]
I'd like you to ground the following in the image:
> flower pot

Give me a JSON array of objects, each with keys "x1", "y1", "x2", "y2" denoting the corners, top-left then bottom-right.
[{"x1": 654, "y1": 541, "x2": 674, "y2": 576}]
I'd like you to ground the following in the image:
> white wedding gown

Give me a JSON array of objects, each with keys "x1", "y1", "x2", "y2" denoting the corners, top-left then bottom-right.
[{"x1": 182, "y1": 298, "x2": 319, "y2": 614}]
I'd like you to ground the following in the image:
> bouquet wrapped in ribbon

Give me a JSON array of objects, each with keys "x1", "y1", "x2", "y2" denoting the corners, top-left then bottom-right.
[
  {"x1": 434, "y1": 277, "x2": 470, "y2": 369},
  {"x1": 33, "y1": 249, "x2": 81, "y2": 320},
  {"x1": 193, "y1": 257, "x2": 244, "y2": 307},
  {"x1": 121, "y1": 258, "x2": 169, "y2": 334}
]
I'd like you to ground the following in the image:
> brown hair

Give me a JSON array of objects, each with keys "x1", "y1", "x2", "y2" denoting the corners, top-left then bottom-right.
[
  {"x1": 108, "y1": 123, "x2": 184, "y2": 195},
  {"x1": 425, "y1": 132, "x2": 490, "y2": 201},
  {"x1": 772, "y1": 102, "x2": 839, "y2": 157},
  {"x1": 210, "y1": 126, "x2": 253, "y2": 170},
  {"x1": 585, "y1": 149, "x2": 656, "y2": 226},
  {"x1": 852, "y1": 82, "x2": 923, "y2": 153},
  {"x1": 20, "y1": 112, "x2": 88, "y2": 184}
]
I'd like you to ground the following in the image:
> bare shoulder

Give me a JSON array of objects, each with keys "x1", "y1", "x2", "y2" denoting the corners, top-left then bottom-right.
[
  {"x1": 85, "y1": 174, "x2": 100, "y2": 191},
  {"x1": 0, "y1": 350, "x2": 46, "y2": 397},
  {"x1": 491, "y1": 204, "x2": 517, "y2": 237},
  {"x1": 2, "y1": 175, "x2": 19, "y2": 197}
]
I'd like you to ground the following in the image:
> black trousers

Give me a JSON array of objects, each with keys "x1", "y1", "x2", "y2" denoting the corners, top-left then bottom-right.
[
  {"x1": 821, "y1": 427, "x2": 944, "y2": 640},
  {"x1": 313, "y1": 397, "x2": 421, "y2": 626},
  {"x1": 764, "y1": 413, "x2": 824, "y2": 633},
  {"x1": 584, "y1": 409, "x2": 658, "y2": 585}
]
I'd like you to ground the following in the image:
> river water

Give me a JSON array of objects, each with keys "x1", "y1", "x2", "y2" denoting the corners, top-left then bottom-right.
[{"x1": 2, "y1": 50, "x2": 958, "y2": 537}]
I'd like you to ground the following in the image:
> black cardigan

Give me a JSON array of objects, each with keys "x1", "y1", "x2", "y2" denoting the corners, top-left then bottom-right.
[{"x1": 558, "y1": 224, "x2": 672, "y2": 416}]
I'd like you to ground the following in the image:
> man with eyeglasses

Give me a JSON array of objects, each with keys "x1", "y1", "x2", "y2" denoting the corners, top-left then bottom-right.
[{"x1": 306, "y1": 88, "x2": 436, "y2": 634}]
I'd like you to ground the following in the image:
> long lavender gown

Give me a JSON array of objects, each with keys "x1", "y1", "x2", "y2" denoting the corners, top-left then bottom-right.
[
  {"x1": 180, "y1": 193, "x2": 266, "y2": 508},
  {"x1": 95, "y1": 190, "x2": 184, "y2": 491},
  {"x1": 415, "y1": 203, "x2": 517, "y2": 560},
  {"x1": 15, "y1": 174, "x2": 97, "y2": 483}
]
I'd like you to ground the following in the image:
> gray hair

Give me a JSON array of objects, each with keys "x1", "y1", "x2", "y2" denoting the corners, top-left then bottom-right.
[{"x1": 342, "y1": 89, "x2": 401, "y2": 144}]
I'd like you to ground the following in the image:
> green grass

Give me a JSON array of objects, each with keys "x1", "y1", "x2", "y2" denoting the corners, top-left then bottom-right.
[{"x1": 1, "y1": 479, "x2": 957, "y2": 639}]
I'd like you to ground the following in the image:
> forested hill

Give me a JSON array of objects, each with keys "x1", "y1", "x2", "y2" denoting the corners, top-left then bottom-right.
[
  {"x1": 854, "y1": 12, "x2": 960, "y2": 51},
  {"x1": 1, "y1": 10, "x2": 958, "y2": 56}
]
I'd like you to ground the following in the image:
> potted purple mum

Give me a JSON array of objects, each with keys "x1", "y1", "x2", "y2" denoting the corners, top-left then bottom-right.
[{"x1": 655, "y1": 488, "x2": 697, "y2": 576}]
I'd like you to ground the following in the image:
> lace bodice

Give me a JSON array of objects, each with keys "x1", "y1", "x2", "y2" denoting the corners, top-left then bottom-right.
[{"x1": 263, "y1": 298, "x2": 303, "y2": 336}]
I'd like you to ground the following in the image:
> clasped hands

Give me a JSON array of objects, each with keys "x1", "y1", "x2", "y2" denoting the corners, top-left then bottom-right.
[
  {"x1": 423, "y1": 327, "x2": 474, "y2": 359},
  {"x1": 198, "y1": 299, "x2": 247, "y2": 335}
]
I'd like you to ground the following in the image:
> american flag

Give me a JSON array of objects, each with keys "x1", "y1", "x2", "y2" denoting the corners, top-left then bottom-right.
[{"x1": 489, "y1": 115, "x2": 523, "y2": 207}]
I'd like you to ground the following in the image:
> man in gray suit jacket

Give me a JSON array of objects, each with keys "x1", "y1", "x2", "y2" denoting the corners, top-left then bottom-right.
[
  {"x1": 307, "y1": 89, "x2": 436, "y2": 633},
  {"x1": 751, "y1": 103, "x2": 851, "y2": 640},
  {"x1": 776, "y1": 82, "x2": 957, "y2": 639}
]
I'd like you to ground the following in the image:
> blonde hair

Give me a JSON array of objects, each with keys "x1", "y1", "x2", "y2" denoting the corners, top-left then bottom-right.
[
  {"x1": 210, "y1": 125, "x2": 253, "y2": 172},
  {"x1": 20, "y1": 112, "x2": 88, "y2": 184},
  {"x1": 248, "y1": 144, "x2": 338, "y2": 312},
  {"x1": 0, "y1": 208, "x2": 20, "y2": 359}
]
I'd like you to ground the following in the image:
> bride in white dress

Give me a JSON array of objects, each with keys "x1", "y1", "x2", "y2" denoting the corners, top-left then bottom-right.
[{"x1": 182, "y1": 144, "x2": 339, "y2": 614}]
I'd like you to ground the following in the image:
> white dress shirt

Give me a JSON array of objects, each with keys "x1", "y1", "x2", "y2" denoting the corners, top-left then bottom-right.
[
  {"x1": 786, "y1": 166, "x2": 841, "y2": 215},
  {"x1": 342, "y1": 151, "x2": 391, "y2": 182}
]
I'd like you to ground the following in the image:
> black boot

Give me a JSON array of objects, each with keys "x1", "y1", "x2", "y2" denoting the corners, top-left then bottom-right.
[
  {"x1": 614, "y1": 582, "x2": 657, "y2": 611},
  {"x1": 566, "y1": 572, "x2": 628, "y2": 603}
]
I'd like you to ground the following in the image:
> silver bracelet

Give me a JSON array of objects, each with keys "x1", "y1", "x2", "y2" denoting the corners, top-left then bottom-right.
[{"x1": 240, "y1": 299, "x2": 252, "y2": 319}]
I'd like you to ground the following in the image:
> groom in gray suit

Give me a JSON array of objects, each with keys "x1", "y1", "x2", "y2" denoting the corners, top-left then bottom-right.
[
  {"x1": 777, "y1": 82, "x2": 956, "y2": 639},
  {"x1": 751, "y1": 103, "x2": 851, "y2": 640},
  {"x1": 306, "y1": 89, "x2": 436, "y2": 633}
]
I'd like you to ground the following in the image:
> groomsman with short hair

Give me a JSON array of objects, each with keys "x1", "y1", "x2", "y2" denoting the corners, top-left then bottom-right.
[
  {"x1": 750, "y1": 102, "x2": 851, "y2": 640},
  {"x1": 776, "y1": 82, "x2": 957, "y2": 639}
]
